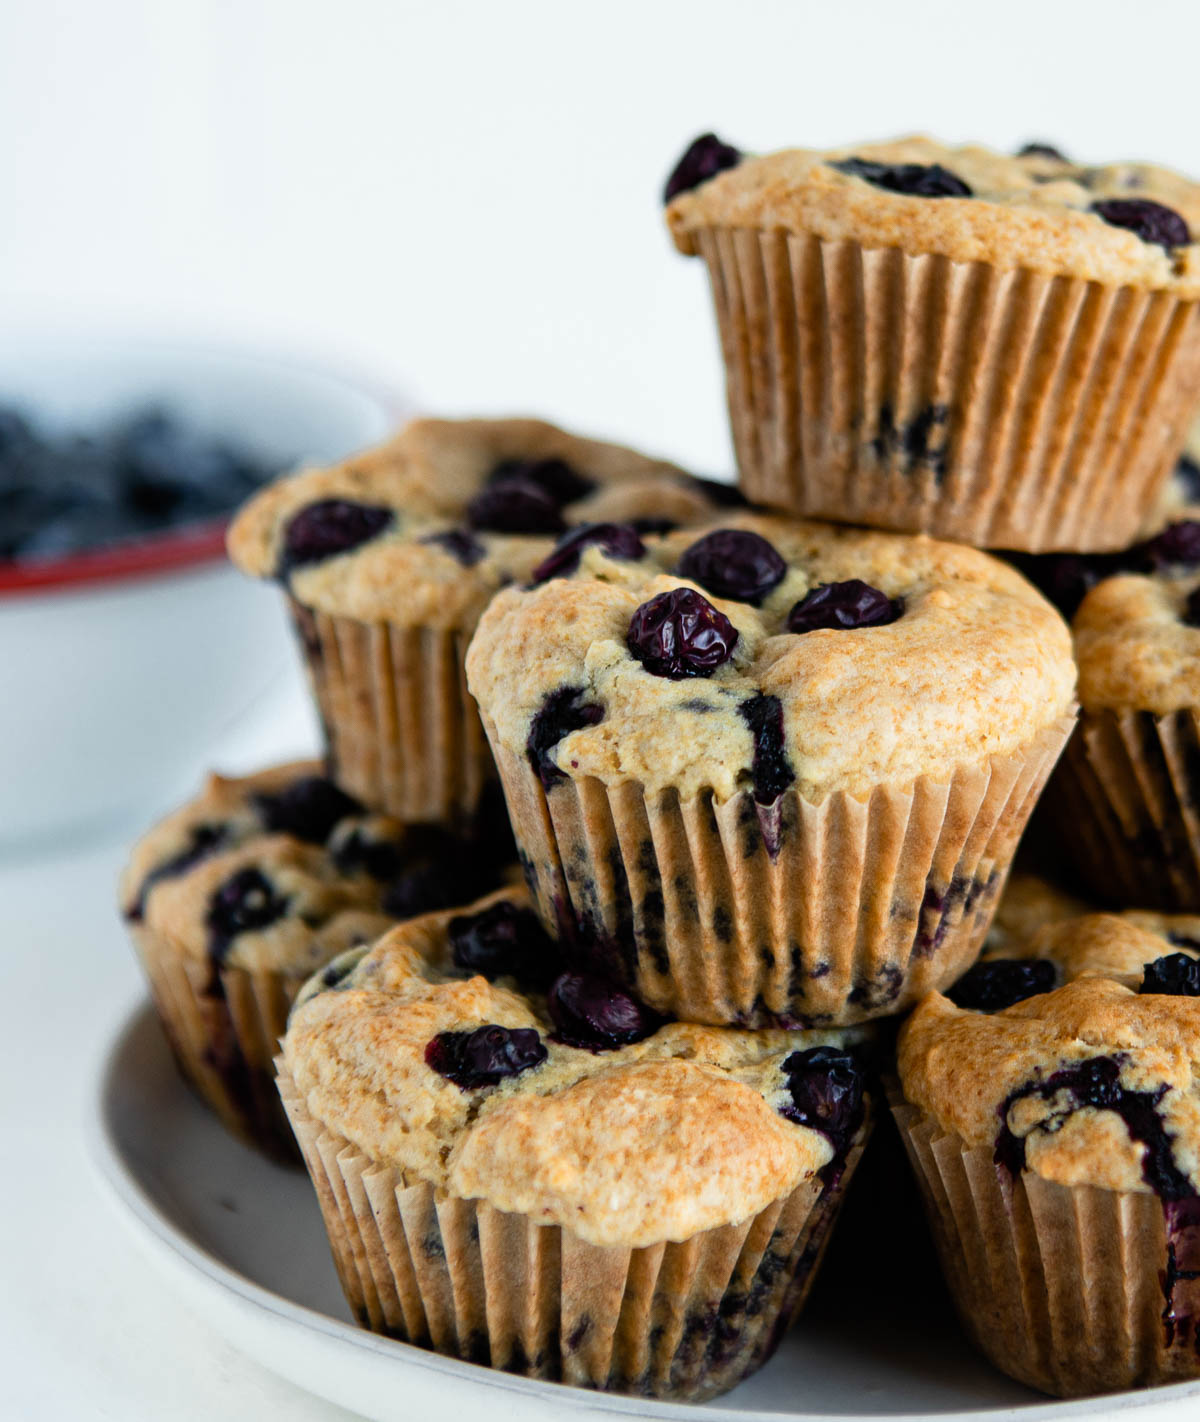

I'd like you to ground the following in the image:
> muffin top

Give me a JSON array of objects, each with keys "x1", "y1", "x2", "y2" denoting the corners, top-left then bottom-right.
[
  {"x1": 664, "y1": 134, "x2": 1200, "y2": 294},
  {"x1": 899, "y1": 912, "x2": 1200, "y2": 1197},
  {"x1": 466, "y1": 512, "x2": 1076, "y2": 802},
  {"x1": 121, "y1": 762, "x2": 514, "y2": 974},
  {"x1": 984, "y1": 871, "x2": 1092, "y2": 955},
  {"x1": 227, "y1": 416, "x2": 734, "y2": 628},
  {"x1": 283, "y1": 885, "x2": 870, "y2": 1247},
  {"x1": 1072, "y1": 521, "x2": 1200, "y2": 713}
]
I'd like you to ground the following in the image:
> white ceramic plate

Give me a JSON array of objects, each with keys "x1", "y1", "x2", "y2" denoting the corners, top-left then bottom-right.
[{"x1": 89, "y1": 1003, "x2": 1200, "y2": 1422}]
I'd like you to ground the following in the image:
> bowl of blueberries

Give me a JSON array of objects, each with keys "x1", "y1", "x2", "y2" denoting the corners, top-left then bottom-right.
[{"x1": 0, "y1": 329, "x2": 398, "y2": 849}]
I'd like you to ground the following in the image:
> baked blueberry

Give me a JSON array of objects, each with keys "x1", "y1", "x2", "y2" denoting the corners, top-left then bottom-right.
[
  {"x1": 126, "y1": 822, "x2": 229, "y2": 920},
  {"x1": 530, "y1": 522, "x2": 645, "y2": 584},
  {"x1": 206, "y1": 867, "x2": 290, "y2": 961},
  {"x1": 779, "y1": 1046, "x2": 865, "y2": 1152},
  {"x1": 663, "y1": 133, "x2": 742, "y2": 203},
  {"x1": 526, "y1": 686, "x2": 604, "y2": 788},
  {"x1": 281, "y1": 499, "x2": 393, "y2": 575},
  {"x1": 547, "y1": 971, "x2": 658, "y2": 1049},
  {"x1": 1133, "y1": 520, "x2": 1200, "y2": 571},
  {"x1": 1018, "y1": 142, "x2": 1068, "y2": 161},
  {"x1": 946, "y1": 958, "x2": 1058, "y2": 1011},
  {"x1": 737, "y1": 693, "x2": 794, "y2": 804},
  {"x1": 253, "y1": 776, "x2": 363, "y2": 845},
  {"x1": 1091, "y1": 198, "x2": 1190, "y2": 249},
  {"x1": 421, "y1": 528, "x2": 486, "y2": 567},
  {"x1": 787, "y1": 580, "x2": 904, "y2": 633},
  {"x1": 1141, "y1": 952, "x2": 1200, "y2": 997},
  {"x1": 627, "y1": 587, "x2": 738, "y2": 679},
  {"x1": 488, "y1": 456, "x2": 595, "y2": 506},
  {"x1": 448, "y1": 901, "x2": 555, "y2": 985},
  {"x1": 467, "y1": 477, "x2": 566, "y2": 535},
  {"x1": 832, "y1": 157, "x2": 971, "y2": 198},
  {"x1": 424, "y1": 1024, "x2": 547, "y2": 1088},
  {"x1": 677, "y1": 529, "x2": 786, "y2": 606}
]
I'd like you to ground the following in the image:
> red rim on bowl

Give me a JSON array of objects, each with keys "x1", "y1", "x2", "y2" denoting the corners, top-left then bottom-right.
[{"x1": 0, "y1": 517, "x2": 231, "y2": 595}]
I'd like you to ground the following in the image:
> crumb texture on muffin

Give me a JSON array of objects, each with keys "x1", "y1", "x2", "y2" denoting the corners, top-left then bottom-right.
[
  {"x1": 667, "y1": 135, "x2": 1200, "y2": 293},
  {"x1": 282, "y1": 887, "x2": 869, "y2": 1247},
  {"x1": 227, "y1": 416, "x2": 723, "y2": 626},
  {"x1": 467, "y1": 513, "x2": 1076, "y2": 801},
  {"x1": 1074, "y1": 568, "x2": 1200, "y2": 713}
]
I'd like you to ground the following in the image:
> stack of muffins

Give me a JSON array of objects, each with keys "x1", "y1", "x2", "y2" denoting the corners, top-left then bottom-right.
[{"x1": 118, "y1": 132, "x2": 1200, "y2": 1404}]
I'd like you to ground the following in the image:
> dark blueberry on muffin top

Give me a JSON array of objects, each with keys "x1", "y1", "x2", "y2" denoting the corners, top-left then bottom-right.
[
  {"x1": 1141, "y1": 952, "x2": 1200, "y2": 997},
  {"x1": 280, "y1": 499, "x2": 393, "y2": 576},
  {"x1": 448, "y1": 900, "x2": 555, "y2": 986},
  {"x1": 627, "y1": 587, "x2": 738, "y2": 679},
  {"x1": 526, "y1": 686, "x2": 605, "y2": 788},
  {"x1": 831, "y1": 157, "x2": 972, "y2": 198},
  {"x1": 425, "y1": 1025, "x2": 547, "y2": 1088},
  {"x1": 677, "y1": 529, "x2": 786, "y2": 606},
  {"x1": 663, "y1": 133, "x2": 743, "y2": 202},
  {"x1": 547, "y1": 971, "x2": 659, "y2": 1050},
  {"x1": 946, "y1": 958, "x2": 1058, "y2": 1011},
  {"x1": 778, "y1": 1046, "x2": 865, "y2": 1152},
  {"x1": 253, "y1": 776, "x2": 363, "y2": 845},
  {"x1": 531, "y1": 522, "x2": 645, "y2": 584},
  {"x1": 787, "y1": 580, "x2": 904, "y2": 634},
  {"x1": 1090, "y1": 198, "x2": 1190, "y2": 249}
]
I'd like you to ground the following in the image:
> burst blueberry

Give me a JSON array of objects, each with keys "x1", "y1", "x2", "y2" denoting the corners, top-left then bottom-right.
[
  {"x1": 663, "y1": 133, "x2": 742, "y2": 202},
  {"x1": 1141, "y1": 953, "x2": 1200, "y2": 996},
  {"x1": 254, "y1": 776, "x2": 363, "y2": 845},
  {"x1": 547, "y1": 971, "x2": 658, "y2": 1049},
  {"x1": 206, "y1": 867, "x2": 290, "y2": 960},
  {"x1": 448, "y1": 901, "x2": 555, "y2": 985},
  {"x1": 1091, "y1": 198, "x2": 1190, "y2": 249},
  {"x1": 421, "y1": 528, "x2": 486, "y2": 567},
  {"x1": 737, "y1": 693, "x2": 794, "y2": 804},
  {"x1": 832, "y1": 157, "x2": 971, "y2": 198},
  {"x1": 488, "y1": 456, "x2": 595, "y2": 506},
  {"x1": 530, "y1": 522, "x2": 645, "y2": 584},
  {"x1": 787, "y1": 580, "x2": 904, "y2": 634},
  {"x1": 425, "y1": 1025, "x2": 547, "y2": 1088},
  {"x1": 627, "y1": 587, "x2": 738, "y2": 679},
  {"x1": 779, "y1": 1047, "x2": 865, "y2": 1152},
  {"x1": 946, "y1": 958, "x2": 1057, "y2": 1011},
  {"x1": 526, "y1": 685, "x2": 604, "y2": 788},
  {"x1": 466, "y1": 477, "x2": 565, "y2": 535},
  {"x1": 677, "y1": 529, "x2": 786, "y2": 606},
  {"x1": 280, "y1": 499, "x2": 393, "y2": 575}
]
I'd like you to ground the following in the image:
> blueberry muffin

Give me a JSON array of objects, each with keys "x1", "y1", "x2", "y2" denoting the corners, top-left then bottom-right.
[
  {"x1": 227, "y1": 417, "x2": 731, "y2": 826},
  {"x1": 1042, "y1": 528, "x2": 1200, "y2": 908},
  {"x1": 664, "y1": 133, "x2": 1200, "y2": 551},
  {"x1": 277, "y1": 885, "x2": 872, "y2": 1400},
  {"x1": 465, "y1": 512, "x2": 1077, "y2": 1027},
  {"x1": 120, "y1": 761, "x2": 514, "y2": 1155},
  {"x1": 896, "y1": 911, "x2": 1200, "y2": 1395},
  {"x1": 983, "y1": 870, "x2": 1091, "y2": 954}
]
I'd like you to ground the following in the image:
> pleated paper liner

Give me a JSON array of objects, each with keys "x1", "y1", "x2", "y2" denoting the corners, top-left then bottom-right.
[
  {"x1": 1042, "y1": 707, "x2": 1200, "y2": 910},
  {"x1": 288, "y1": 599, "x2": 494, "y2": 829},
  {"x1": 486, "y1": 713, "x2": 1075, "y2": 1028},
  {"x1": 132, "y1": 924, "x2": 302, "y2": 1160},
  {"x1": 693, "y1": 226, "x2": 1200, "y2": 552},
  {"x1": 277, "y1": 1064, "x2": 869, "y2": 1402},
  {"x1": 892, "y1": 1098, "x2": 1200, "y2": 1396}
]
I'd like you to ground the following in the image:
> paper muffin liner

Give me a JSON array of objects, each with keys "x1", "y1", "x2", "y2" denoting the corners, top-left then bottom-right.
[
  {"x1": 486, "y1": 713, "x2": 1075, "y2": 1028},
  {"x1": 131, "y1": 923, "x2": 302, "y2": 1160},
  {"x1": 1042, "y1": 707, "x2": 1200, "y2": 909},
  {"x1": 276, "y1": 1063, "x2": 868, "y2": 1401},
  {"x1": 288, "y1": 599, "x2": 494, "y2": 828},
  {"x1": 692, "y1": 226, "x2": 1200, "y2": 552},
  {"x1": 892, "y1": 1097, "x2": 1200, "y2": 1395}
]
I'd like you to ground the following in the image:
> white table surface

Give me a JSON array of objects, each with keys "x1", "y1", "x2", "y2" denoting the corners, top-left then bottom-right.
[{"x1": 0, "y1": 674, "x2": 371, "y2": 1421}]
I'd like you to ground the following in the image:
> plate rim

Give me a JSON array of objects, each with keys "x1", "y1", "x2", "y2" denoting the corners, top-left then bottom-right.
[{"x1": 86, "y1": 999, "x2": 1200, "y2": 1422}]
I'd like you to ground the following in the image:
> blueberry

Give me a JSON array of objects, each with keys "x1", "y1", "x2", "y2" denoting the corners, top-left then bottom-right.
[
  {"x1": 1185, "y1": 589, "x2": 1200, "y2": 629},
  {"x1": 466, "y1": 477, "x2": 566, "y2": 535},
  {"x1": 448, "y1": 901, "x2": 555, "y2": 984},
  {"x1": 530, "y1": 522, "x2": 645, "y2": 584},
  {"x1": 1175, "y1": 454, "x2": 1200, "y2": 503},
  {"x1": 630, "y1": 516, "x2": 678, "y2": 537},
  {"x1": 787, "y1": 580, "x2": 904, "y2": 634},
  {"x1": 126, "y1": 822, "x2": 229, "y2": 920},
  {"x1": 686, "y1": 474, "x2": 749, "y2": 508},
  {"x1": 832, "y1": 157, "x2": 972, "y2": 199},
  {"x1": 626, "y1": 587, "x2": 738, "y2": 679},
  {"x1": 280, "y1": 499, "x2": 393, "y2": 575},
  {"x1": 1133, "y1": 520, "x2": 1200, "y2": 571},
  {"x1": 254, "y1": 776, "x2": 363, "y2": 844},
  {"x1": 382, "y1": 858, "x2": 468, "y2": 919},
  {"x1": 421, "y1": 528, "x2": 486, "y2": 566},
  {"x1": 526, "y1": 686, "x2": 604, "y2": 789},
  {"x1": 677, "y1": 529, "x2": 786, "y2": 606},
  {"x1": 946, "y1": 958, "x2": 1058, "y2": 1011},
  {"x1": 547, "y1": 971, "x2": 658, "y2": 1050},
  {"x1": 779, "y1": 1047, "x2": 865, "y2": 1152},
  {"x1": 1141, "y1": 953, "x2": 1200, "y2": 996},
  {"x1": 737, "y1": 693, "x2": 794, "y2": 804},
  {"x1": 424, "y1": 1025, "x2": 547, "y2": 1088},
  {"x1": 663, "y1": 133, "x2": 742, "y2": 202},
  {"x1": 1018, "y1": 142, "x2": 1068, "y2": 161},
  {"x1": 1006, "y1": 551, "x2": 1123, "y2": 619},
  {"x1": 1091, "y1": 198, "x2": 1190, "y2": 249},
  {"x1": 488, "y1": 457, "x2": 595, "y2": 506},
  {"x1": 206, "y1": 867, "x2": 290, "y2": 960}
]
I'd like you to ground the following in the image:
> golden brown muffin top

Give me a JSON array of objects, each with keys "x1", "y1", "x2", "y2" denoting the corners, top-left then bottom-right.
[
  {"x1": 666, "y1": 135, "x2": 1200, "y2": 294},
  {"x1": 227, "y1": 416, "x2": 730, "y2": 628},
  {"x1": 120, "y1": 762, "x2": 512, "y2": 974},
  {"x1": 899, "y1": 912, "x2": 1200, "y2": 1196},
  {"x1": 283, "y1": 886, "x2": 871, "y2": 1247},
  {"x1": 466, "y1": 512, "x2": 1076, "y2": 801}
]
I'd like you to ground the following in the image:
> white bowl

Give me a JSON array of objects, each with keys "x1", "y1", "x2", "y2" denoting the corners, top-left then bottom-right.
[{"x1": 0, "y1": 332, "x2": 400, "y2": 851}]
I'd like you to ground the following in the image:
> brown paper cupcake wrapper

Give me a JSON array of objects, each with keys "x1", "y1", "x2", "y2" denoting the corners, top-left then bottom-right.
[
  {"x1": 693, "y1": 227, "x2": 1200, "y2": 552},
  {"x1": 288, "y1": 599, "x2": 494, "y2": 828},
  {"x1": 131, "y1": 924, "x2": 302, "y2": 1160},
  {"x1": 892, "y1": 1097, "x2": 1200, "y2": 1395},
  {"x1": 276, "y1": 1063, "x2": 867, "y2": 1401},
  {"x1": 487, "y1": 713, "x2": 1074, "y2": 1027},
  {"x1": 1042, "y1": 707, "x2": 1200, "y2": 909}
]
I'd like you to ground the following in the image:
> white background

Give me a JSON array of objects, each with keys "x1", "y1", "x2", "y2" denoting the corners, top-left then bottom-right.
[
  {"x1": 6, "y1": 0, "x2": 1200, "y2": 472},
  {"x1": 4, "y1": 2, "x2": 1200, "y2": 1418}
]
